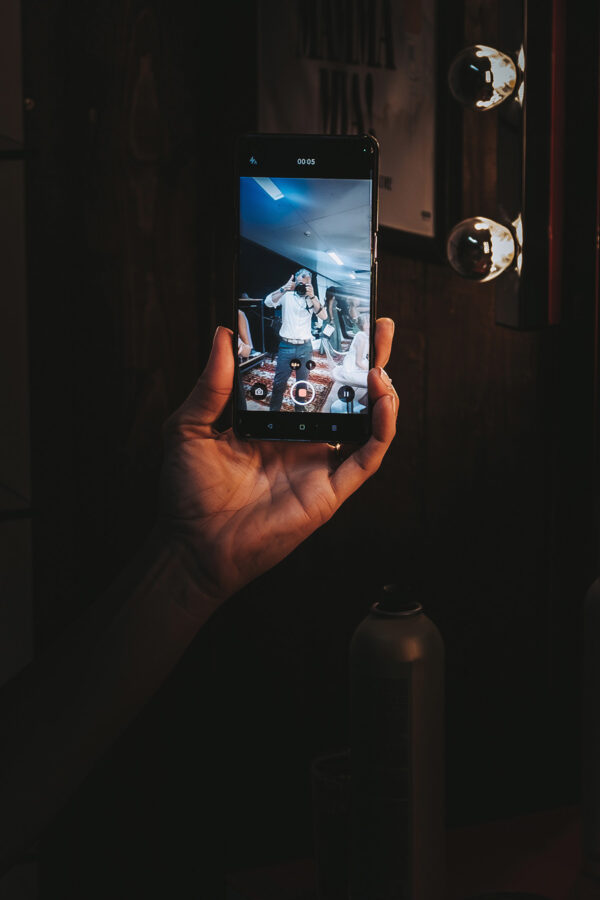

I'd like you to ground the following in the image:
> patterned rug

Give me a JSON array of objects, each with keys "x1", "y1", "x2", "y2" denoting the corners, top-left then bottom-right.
[{"x1": 241, "y1": 350, "x2": 338, "y2": 412}]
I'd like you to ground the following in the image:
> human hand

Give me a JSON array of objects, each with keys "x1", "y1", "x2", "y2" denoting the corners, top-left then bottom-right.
[
  {"x1": 238, "y1": 339, "x2": 251, "y2": 359},
  {"x1": 283, "y1": 273, "x2": 295, "y2": 291},
  {"x1": 159, "y1": 319, "x2": 397, "y2": 607}
]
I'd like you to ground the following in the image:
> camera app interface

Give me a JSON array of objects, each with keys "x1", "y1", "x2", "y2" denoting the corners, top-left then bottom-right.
[{"x1": 237, "y1": 176, "x2": 372, "y2": 415}]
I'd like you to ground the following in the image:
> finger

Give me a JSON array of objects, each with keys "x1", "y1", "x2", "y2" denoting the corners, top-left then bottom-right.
[
  {"x1": 330, "y1": 366, "x2": 398, "y2": 503},
  {"x1": 165, "y1": 326, "x2": 234, "y2": 433},
  {"x1": 373, "y1": 317, "x2": 395, "y2": 369}
]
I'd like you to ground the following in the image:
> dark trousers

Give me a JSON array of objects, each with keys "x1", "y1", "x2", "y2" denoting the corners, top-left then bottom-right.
[{"x1": 269, "y1": 339, "x2": 313, "y2": 411}]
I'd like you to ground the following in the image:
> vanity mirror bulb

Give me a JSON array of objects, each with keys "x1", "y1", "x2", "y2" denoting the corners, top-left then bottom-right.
[
  {"x1": 447, "y1": 217, "x2": 516, "y2": 283},
  {"x1": 448, "y1": 44, "x2": 518, "y2": 111}
]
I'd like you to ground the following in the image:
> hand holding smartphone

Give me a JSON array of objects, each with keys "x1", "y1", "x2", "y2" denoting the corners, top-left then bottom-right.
[{"x1": 234, "y1": 133, "x2": 379, "y2": 443}]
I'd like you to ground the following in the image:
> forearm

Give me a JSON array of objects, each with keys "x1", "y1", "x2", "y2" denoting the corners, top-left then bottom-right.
[
  {"x1": 310, "y1": 296, "x2": 327, "y2": 319},
  {"x1": 0, "y1": 531, "x2": 219, "y2": 874},
  {"x1": 264, "y1": 288, "x2": 284, "y2": 307}
]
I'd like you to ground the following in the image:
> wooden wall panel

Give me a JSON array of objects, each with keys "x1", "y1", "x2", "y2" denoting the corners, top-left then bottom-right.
[{"x1": 19, "y1": 0, "x2": 598, "y2": 893}]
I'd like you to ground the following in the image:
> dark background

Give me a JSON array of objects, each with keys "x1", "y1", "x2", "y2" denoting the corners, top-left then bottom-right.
[{"x1": 2, "y1": 0, "x2": 599, "y2": 897}]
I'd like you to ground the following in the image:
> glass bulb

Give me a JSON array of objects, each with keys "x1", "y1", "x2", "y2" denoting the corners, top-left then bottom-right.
[
  {"x1": 447, "y1": 217, "x2": 516, "y2": 283},
  {"x1": 448, "y1": 45, "x2": 518, "y2": 111}
]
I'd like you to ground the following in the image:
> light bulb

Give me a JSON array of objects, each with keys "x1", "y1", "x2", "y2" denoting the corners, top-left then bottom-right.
[
  {"x1": 448, "y1": 45, "x2": 518, "y2": 111},
  {"x1": 447, "y1": 217, "x2": 516, "y2": 282}
]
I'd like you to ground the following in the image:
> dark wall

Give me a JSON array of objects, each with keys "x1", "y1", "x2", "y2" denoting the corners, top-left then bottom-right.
[
  {"x1": 16, "y1": 0, "x2": 599, "y2": 896},
  {"x1": 240, "y1": 238, "x2": 307, "y2": 302}
]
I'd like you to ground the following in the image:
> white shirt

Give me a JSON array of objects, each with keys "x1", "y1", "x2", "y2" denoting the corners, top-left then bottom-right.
[{"x1": 265, "y1": 289, "x2": 316, "y2": 342}]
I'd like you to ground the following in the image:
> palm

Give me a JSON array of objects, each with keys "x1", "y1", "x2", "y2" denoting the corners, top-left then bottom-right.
[
  {"x1": 162, "y1": 426, "x2": 338, "y2": 598},
  {"x1": 160, "y1": 322, "x2": 397, "y2": 602}
]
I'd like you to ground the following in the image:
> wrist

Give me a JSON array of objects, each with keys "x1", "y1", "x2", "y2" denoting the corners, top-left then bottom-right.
[{"x1": 144, "y1": 526, "x2": 224, "y2": 624}]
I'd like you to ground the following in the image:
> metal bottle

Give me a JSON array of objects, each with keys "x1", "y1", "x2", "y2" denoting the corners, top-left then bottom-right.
[{"x1": 349, "y1": 585, "x2": 445, "y2": 900}]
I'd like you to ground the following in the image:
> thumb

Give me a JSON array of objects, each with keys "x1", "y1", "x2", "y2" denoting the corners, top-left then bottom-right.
[{"x1": 166, "y1": 326, "x2": 234, "y2": 434}]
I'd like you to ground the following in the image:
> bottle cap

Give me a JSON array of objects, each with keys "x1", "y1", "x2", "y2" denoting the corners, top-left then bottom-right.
[{"x1": 372, "y1": 584, "x2": 424, "y2": 617}]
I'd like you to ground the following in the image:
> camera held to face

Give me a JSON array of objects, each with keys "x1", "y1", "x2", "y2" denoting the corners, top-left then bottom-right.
[{"x1": 295, "y1": 281, "x2": 307, "y2": 296}]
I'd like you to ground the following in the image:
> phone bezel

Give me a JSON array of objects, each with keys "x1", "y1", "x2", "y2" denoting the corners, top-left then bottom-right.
[{"x1": 233, "y1": 133, "x2": 379, "y2": 443}]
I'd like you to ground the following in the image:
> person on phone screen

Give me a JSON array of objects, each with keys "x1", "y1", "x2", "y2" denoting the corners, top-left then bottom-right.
[
  {"x1": 264, "y1": 269, "x2": 327, "y2": 411},
  {"x1": 333, "y1": 315, "x2": 370, "y2": 390},
  {"x1": 322, "y1": 285, "x2": 344, "y2": 353}
]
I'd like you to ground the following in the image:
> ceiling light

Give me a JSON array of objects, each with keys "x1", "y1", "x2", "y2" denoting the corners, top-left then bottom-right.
[
  {"x1": 253, "y1": 177, "x2": 284, "y2": 200},
  {"x1": 327, "y1": 250, "x2": 344, "y2": 266}
]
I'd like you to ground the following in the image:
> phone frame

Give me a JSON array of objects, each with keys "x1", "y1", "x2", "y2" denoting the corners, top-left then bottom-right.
[{"x1": 233, "y1": 132, "x2": 379, "y2": 443}]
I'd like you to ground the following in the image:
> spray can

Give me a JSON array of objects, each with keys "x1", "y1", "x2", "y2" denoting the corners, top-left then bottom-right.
[{"x1": 349, "y1": 584, "x2": 445, "y2": 900}]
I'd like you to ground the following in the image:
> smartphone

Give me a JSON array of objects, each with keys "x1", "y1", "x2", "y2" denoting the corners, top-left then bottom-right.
[{"x1": 233, "y1": 132, "x2": 379, "y2": 443}]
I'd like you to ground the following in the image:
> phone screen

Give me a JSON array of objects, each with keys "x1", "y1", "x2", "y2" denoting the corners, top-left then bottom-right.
[{"x1": 234, "y1": 133, "x2": 379, "y2": 443}]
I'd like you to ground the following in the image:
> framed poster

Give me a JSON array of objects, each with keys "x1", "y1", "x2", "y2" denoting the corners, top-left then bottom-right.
[{"x1": 256, "y1": 0, "x2": 462, "y2": 260}]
